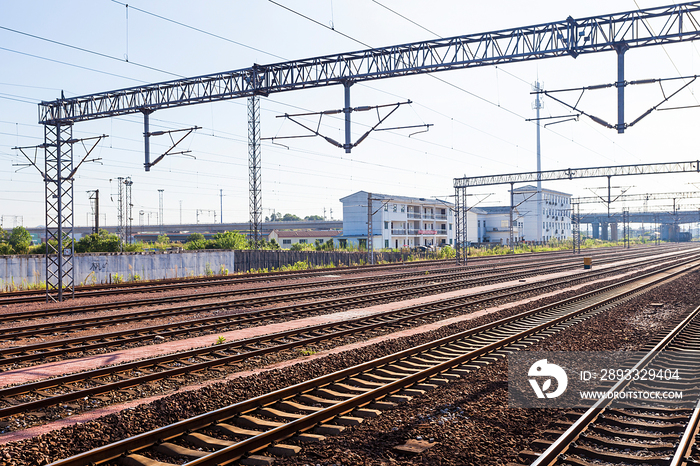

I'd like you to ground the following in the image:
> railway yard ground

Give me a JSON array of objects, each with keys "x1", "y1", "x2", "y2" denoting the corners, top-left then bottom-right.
[{"x1": 1, "y1": 244, "x2": 700, "y2": 466}]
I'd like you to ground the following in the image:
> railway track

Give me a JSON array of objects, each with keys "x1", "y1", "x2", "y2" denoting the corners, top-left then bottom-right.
[
  {"x1": 0, "y1": 245, "x2": 675, "y2": 306},
  {"x1": 41, "y1": 257, "x2": 700, "y2": 466},
  {"x1": 3, "y1": 252, "x2": 697, "y2": 421},
  {"x1": 520, "y1": 300, "x2": 700, "y2": 466},
  {"x1": 2, "y1": 248, "x2": 694, "y2": 369},
  {"x1": 0, "y1": 246, "x2": 685, "y2": 329}
]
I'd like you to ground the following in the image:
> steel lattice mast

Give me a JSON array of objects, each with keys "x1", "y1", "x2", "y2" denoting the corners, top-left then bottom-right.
[{"x1": 248, "y1": 96, "x2": 262, "y2": 248}]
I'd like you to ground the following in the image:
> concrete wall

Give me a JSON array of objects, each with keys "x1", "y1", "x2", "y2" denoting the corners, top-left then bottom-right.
[{"x1": 0, "y1": 250, "x2": 235, "y2": 288}]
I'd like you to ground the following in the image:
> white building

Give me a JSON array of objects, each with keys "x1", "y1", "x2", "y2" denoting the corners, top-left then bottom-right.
[
  {"x1": 512, "y1": 185, "x2": 572, "y2": 242},
  {"x1": 268, "y1": 230, "x2": 341, "y2": 249},
  {"x1": 339, "y1": 191, "x2": 455, "y2": 249},
  {"x1": 476, "y1": 206, "x2": 522, "y2": 244}
]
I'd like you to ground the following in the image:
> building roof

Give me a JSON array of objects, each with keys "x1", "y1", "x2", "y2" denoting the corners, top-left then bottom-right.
[
  {"x1": 479, "y1": 206, "x2": 521, "y2": 215},
  {"x1": 340, "y1": 190, "x2": 454, "y2": 208},
  {"x1": 271, "y1": 230, "x2": 341, "y2": 238},
  {"x1": 512, "y1": 185, "x2": 572, "y2": 197}
]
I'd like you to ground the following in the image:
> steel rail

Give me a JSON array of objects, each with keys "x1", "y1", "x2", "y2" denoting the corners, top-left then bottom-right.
[
  {"x1": 46, "y1": 259, "x2": 700, "y2": 466},
  {"x1": 531, "y1": 304, "x2": 700, "y2": 466},
  {"x1": 2, "y1": 248, "x2": 686, "y2": 366},
  {"x1": 670, "y1": 398, "x2": 700, "y2": 466},
  {"x1": 3, "y1": 252, "x2": 690, "y2": 417}
]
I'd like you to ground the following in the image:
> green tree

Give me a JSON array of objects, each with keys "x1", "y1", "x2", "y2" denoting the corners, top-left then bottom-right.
[
  {"x1": 304, "y1": 215, "x2": 323, "y2": 221},
  {"x1": 211, "y1": 230, "x2": 247, "y2": 250},
  {"x1": 281, "y1": 213, "x2": 301, "y2": 221},
  {"x1": 0, "y1": 227, "x2": 8, "y2": 243},
  {"x1": 75, "y1": 229, "x2": 122, "y2": 253},
  {"x1": 8, "y1": 226, "x2": 32, "y2": 254},
  {"x1": 186, "y1": 232, "x2": 205, "y2": 243},
  {"x1": 156, "y1": 234, "x2": 170, "y2": 244}
]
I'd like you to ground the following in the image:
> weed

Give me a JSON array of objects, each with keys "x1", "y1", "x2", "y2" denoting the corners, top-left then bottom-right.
[
  {"x1": 219, "y1": 264, "x2": 229, "y2": 276},
  {"x1": 214, "y1": 336, "x2": 226, "y2": 345},
  {"x1": 299, "y1": 348, "x2": 317, "y2": 356}
]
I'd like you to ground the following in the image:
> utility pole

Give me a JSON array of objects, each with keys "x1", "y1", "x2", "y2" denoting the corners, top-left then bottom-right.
[
  {"x1": 220, "y1": 189, "x2": 223, "y2": 224},
  {"x1": 116, "y1": 177, "x2": 125, "y2": 245},
  {"x1": 367, "y1": 192, "x2": 373, "y2": 264},
  {"x1": 88, "y1": 190, "x2": 99, "y2": 234},
  {"x1": 179, "y1": 200, "x2": 182, "y2": 225},
  {"x1": 124, "y1": 177, "x2": 133, "y2": 244},
  {"x1": 158, "y1": 189, "x2": 164, "y2": 235},
  {"x1": 533, "y1": 81, "x2": 543, "y2": 243}
]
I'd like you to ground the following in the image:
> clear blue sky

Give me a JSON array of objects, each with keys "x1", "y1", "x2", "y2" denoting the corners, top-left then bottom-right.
[{"x1": 2, "y1": 1, "x2": 700, "y2": 229}]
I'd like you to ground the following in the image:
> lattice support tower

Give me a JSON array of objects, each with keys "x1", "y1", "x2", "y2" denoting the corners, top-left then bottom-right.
[
  {"x1": 572, "y1": 201, "x2": 581, "y2": 254},
  {"x1": 454, "y1": 186, "x2": 469, "y2": 265},
  {"x1": 124, "y1": 178, "x2": 133, "y2": 244},
  {"x1": 44, "y1": 123, "x2": 75, "y2": 302},
  {"x1": 622, "y1": 208, "x2": 630, "y2": 248},
  {"x1": 116, "y1": 177, "x2": 125, "y2": 245},
  {"x1": 248, "y1": 95, "x2": 262, "y2": 248}
]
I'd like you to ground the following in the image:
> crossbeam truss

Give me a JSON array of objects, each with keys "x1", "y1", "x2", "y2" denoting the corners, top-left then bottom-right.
[
  {"x1": 454, "y1": 161, "x2": 700, "y2": 188},
  {"x1": 38, "y1": 3, "x2": 700, "y2": 125},
  {"x1": 454, "y1": 161, "x2": 700, "y2": 263}
]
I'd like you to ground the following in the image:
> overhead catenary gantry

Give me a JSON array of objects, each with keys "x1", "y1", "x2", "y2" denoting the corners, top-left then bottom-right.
[
  {"x1": 453, "y1": 161, "x2": 700, "y2": 264},
  {"x1": 33, "y1": 2, "x2": 700, "y2": 300}
]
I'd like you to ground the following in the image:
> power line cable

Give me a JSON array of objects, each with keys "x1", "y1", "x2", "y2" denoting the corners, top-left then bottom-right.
[
  {"x1": 0, "y1": 25, "x2": 183, "y2": 78},
  {"x1": 110, "y1": 0, "x2": 288, "y2": 61}
]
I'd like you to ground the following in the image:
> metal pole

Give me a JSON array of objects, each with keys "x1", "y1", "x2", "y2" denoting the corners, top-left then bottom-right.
[
  {"x1": 534, "y1": 81, "x2": 543, "y2": 242},
  {"x1": 344, "y1": 81, "x2": 352, "y2": 153},
  {"x1": 143, "y1": 110, "x2": 153, "y2": 171},
  {"x1": 94, "y1": 189, "x2": 99, "y2": 235},
  {"x1": 220, "y1": 189, "x2": 223, "y2": 224},
  {"x1": 367, "y1": 192, "x2": 373, "y2": 265},
  {"x1": 615, "y1": 44, "x2": 628, "y2": 134},
  {"x1": 509, "y1": 182, "x2": 514, "y2": 251}
]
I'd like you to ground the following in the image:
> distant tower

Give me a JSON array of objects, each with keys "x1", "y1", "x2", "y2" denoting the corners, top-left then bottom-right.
[
  {"x1": 158, "y1": 189, "x2": 164, "y2": 234},
  {"x1": 117, "y1": 177, "x2": 125, "y2": 244},
  {"x1": 533, "y1": 81, "x2": 544, "y2": 242}
]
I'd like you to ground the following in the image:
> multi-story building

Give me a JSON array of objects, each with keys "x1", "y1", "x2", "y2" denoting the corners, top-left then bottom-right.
[
  {"x1": 476, "y1": 206, "x2": 522, "y2": 244},
  {"x1": 512, "y1": 185, "x2": 572, "y2": 242},
  {"x1": 339, "y1": 191, "x2": 456, "y2": 249}
]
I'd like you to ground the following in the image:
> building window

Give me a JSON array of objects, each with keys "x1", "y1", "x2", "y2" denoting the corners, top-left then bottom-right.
[
  {"x1": 385, "y1": 239, "x2": 389, "y2": 248},
  {"x1": 339, "y1": 239, "x2": 347, "y2": 248},
  {"x1": 282, "y1": 239, "x2": 291, "y2": 245},
  {"x1": 393, "y1": 204, "x2": 397, "y2": 212},
  {"x1": 384, "y1": 221, "x2": 389, "y2": 230},
  {"x1": 384, "y1": 204, "x2": 388, "y2": 211},
  {"x1": 401, "y1": 205, "x2": 405, "y2": 212},
  {"x1": 449, "y1": 238, "x2": 453, "y2": 245},
  {"x1": 317, "y1": 239, "x2": 324, "y2": 244},
  {"x1": 299, "y1": 239, "x2": 307, "y2": 244},
  {"x1": 449, "y1": 223, "x2": 452, "y2": 230}
]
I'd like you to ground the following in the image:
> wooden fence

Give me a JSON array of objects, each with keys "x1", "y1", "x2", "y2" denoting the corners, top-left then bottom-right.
[{"x1": 232, "y1": 250, "x2": 438, "y2": 273}]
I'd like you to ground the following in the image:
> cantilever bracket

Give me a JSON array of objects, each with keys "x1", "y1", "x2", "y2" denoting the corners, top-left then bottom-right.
[
  {"x1": 144, "y1": 126, "x2": 201, "y2": 170},
  {"x1": 13, "y1": 134, "x2": 107, "y2": 180},
  {"x1": 273, "y1": 100, "x2": 414, "y2": 152}
]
